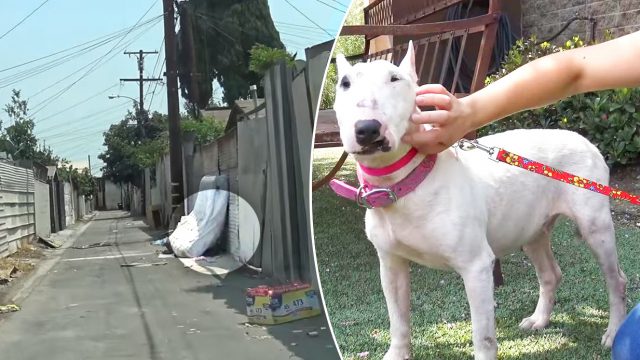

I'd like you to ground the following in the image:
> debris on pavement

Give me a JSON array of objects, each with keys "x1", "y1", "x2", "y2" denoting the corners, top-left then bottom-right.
[
  {"x1": 307, "y1": 331, "x2": 319, "y2": 337},
  {"x1": 150, "y1": 237, "x2": 168, "y2": 246},
  {"x1": 39, "y1": 236, "x2": 63, "y2": 248},
  {"x1": 71, "y1": 241, "x2": 113, "y2": 250},
  {"x1": 157, "y1": 253, "x2": 174, "y2": 259},
  {"x1": 0, "y1": 265, "x2": 18, "y2": 284},
  {"x1": 193, "y1": 256, "x2": 219, "y2": 263},
  {"x1": 120, "y1": 261, "x2": 168, "y2": 268},
  {"x1": 246, "y1": 282, "x2": 321, "y2": 325},
  {"x1": 0, "y1": 304, "x2": 20, "y2": 314}
]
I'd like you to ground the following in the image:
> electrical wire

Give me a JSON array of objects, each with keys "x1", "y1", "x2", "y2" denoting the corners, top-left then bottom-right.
[
  {"x1": 30, "y1": 10, "x2": 161, "y2": 116},
  {"x1": 144, "y1": 38, "x2": 165, "y2": 104},
  {"x1": 0, "y1": 0, "x2": 51, "y2": 41},
  {"x1": 278, "y1": 30, "x2": 331, "y2": 42},
  {"x1": 282, "y1": 0, "x2": 333, "y2": 37},
  {"x1": 26, "y1": 17, "x2": 160, "y2": 107},
  {"x1": 0, "y1": 16, "x2": 163, "y2": 77},
  {"x1": 312, "y1": 0, "x2": 345, "y2": 13},
  {"x1": 34, "y1": 83, "x2": 120, "y2": 124},
  {"x1": 147, "y1": 59, "x2": 165, "y2": 110},
  {"x1": 273, "y1": 21, "x2": 337, "y2": 36},
  {"x1": 36, "y1": 101, "x2": 130, "y2": 134},
  {"x1": 326, "y1": 0, "x2": 348, "y2": 8}
]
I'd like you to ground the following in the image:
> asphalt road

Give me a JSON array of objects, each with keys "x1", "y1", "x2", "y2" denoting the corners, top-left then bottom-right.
[{"x1": 0, "y1": 211, "x2": 340, "y2": 360}]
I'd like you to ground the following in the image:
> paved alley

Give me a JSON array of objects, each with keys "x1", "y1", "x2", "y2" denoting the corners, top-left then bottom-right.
[{"x1": 0, "y1": 211, "x2": 339, "y2": 360}]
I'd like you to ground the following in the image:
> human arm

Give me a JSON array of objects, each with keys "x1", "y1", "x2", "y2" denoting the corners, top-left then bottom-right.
[{"x1": 403, "y1": 30, "x2": 640, "y2": 154}]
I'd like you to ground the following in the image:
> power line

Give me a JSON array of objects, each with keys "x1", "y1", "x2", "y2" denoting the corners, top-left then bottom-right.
[
  {"x1": 34, "y1": 83, "x2": 120, "y2": 124},
  {"x1": 0, "y1": 0, "x2": 51, "y2": 41},
  {"x1": 282, "y1": 0, "x2": 332, "y2": 37},
  {"x1": 147, "y1": 59, "x2": 166, "y2": 110},
  {"x1": 0, "y1": 16, "x2": 163, "y2": 75},
  {"x1": 279, "y1": 30, "x2": 331, "y2": 42},
  {"x1": 312, "y1": 0, "x2": 346, "y2": 13},
  {"x1": 274, "y1": 21, "x2": 337, "y2": 35},
  {"x1": 24, "y1": 17, "x2": 160, "y2": 105},
  {"x1": 36, "y1": 101, "x2": 130, "y2": 134},
  {"x1": 144, "y1": 38, "x2": 165, "y2": 103},
  {"x1": 148, "y1": 80, "x2": 165, "y2": 110},
  {"x1": 327, "y1": 0, "x2": 349, "y2": 8},
  {"x1": 30, "y1": 9, "x2": 161, "y2": 116}
]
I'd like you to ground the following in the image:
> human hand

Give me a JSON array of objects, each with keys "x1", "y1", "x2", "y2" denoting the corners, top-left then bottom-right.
[{"x1": 402, "y1": 84, "x2": 474, "y2": 154}]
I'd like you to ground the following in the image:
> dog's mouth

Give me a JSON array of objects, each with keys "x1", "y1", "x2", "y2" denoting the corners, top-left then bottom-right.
[{"x1": 353, "y1": 138, "x2": 391, "y2": 155}]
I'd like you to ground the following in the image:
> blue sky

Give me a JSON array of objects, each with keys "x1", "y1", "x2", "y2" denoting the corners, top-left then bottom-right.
[{"x1": 0, "y1": 0, "x2": 347, "y2": 174}]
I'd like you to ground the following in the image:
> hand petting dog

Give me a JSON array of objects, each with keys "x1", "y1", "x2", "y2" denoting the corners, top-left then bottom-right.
[{"x1": 404, "y1": 30, "x2": 640, "y2": 155}]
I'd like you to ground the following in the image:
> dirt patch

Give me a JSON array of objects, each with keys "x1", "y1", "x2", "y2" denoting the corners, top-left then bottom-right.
[
  {"x1": 0, "y1": 244, "x2": 44, "y2": 292},
  {"x1": 610, "y1": 163, "x2": 640, "y2": 228}
]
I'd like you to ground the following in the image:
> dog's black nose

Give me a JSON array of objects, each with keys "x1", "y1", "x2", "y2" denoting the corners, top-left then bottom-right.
[{"x1": 354, "y1": 119, "x2": 382, "y2": 146}]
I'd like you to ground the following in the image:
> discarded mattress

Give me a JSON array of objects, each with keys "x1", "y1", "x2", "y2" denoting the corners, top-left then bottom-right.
[{"x1": 169, "y1": 175, "x2": 229, "y2": 258}]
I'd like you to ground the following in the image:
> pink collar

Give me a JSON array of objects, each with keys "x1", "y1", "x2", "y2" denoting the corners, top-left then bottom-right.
[
  {"x1": 329, "y1": 149, "x2": 437, "y2": 208},
  {"x1": 358, "y1": 147, "x2": 419, "y2": 176}
]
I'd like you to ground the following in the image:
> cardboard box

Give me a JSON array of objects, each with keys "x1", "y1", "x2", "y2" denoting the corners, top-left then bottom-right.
[{"x1": 246, "y1": 282, "x2": 321, "y2": 325}]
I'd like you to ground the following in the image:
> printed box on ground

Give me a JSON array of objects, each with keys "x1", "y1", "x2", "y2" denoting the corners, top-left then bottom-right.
[{"x1": 246, "y1": 282, "x2": 321, "y2": 325}]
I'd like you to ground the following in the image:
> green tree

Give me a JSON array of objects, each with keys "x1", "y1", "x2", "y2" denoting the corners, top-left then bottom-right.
[
  {"x1": 99, "y1": 110, "x2": 168, "y2": 184},
  {"x1": 177, "y1": 0, "x2": 285, "y2": 107},
  {"x1": 249, "y1": 43, "x2": 295, "y2": 75},
  {"x1": 1, "y1": 89, "x2": 38, "y2": 160},
  {"x1": 320, "y1": 1, "x2": 365, "y2": 109}
]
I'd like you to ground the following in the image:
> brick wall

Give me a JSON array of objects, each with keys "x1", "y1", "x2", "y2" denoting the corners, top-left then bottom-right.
[{"x1": 522, "y1": 0, "x2": 640, "y2": 43}]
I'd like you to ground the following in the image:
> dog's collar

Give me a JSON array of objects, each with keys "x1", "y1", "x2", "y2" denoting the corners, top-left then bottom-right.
[
  {"x1": 329, "y1": 151, "x2": 437, "y2": 209},
  {"x1": 358, "y1": 147, "x2": 419, "y2": 176}
]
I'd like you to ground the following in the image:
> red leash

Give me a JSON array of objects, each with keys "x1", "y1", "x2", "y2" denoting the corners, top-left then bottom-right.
[{"x1": 458, "y1": 139, "x2": 640, "y2": 206}]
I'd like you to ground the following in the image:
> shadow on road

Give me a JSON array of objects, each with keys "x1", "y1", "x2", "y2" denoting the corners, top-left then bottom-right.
[{"x1": 183, "y1": 264, "x2": 340, "y2": 359}]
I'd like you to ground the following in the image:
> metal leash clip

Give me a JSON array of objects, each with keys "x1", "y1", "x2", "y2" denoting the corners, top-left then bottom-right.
[
  {"x1": 457, "y1": 139, "x2": 499, "y2": 162},
  {"x1": 356, "y1": 185, "x2": 397, "y2": 209}
]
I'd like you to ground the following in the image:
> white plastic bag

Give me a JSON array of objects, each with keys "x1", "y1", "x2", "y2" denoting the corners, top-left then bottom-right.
[{"x1": 170, "y1": 176, "x2": 229, "y2": 258}]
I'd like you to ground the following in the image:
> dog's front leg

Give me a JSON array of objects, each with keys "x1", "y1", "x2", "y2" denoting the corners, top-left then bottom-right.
[
  {"x1": 458, "y1": 252, "x2": 498, "y2": 360},
  {"x1": 378, "y1": 250, "x2": 411, "y2": 360}
]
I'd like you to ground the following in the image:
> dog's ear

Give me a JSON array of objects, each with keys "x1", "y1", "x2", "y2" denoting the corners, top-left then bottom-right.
[
  {"x1": 335, "y1": 54, "x2": 351, "y2": 77},
  {"x1": 399, "y1": 41, "x2": 418, "y2": 83}
]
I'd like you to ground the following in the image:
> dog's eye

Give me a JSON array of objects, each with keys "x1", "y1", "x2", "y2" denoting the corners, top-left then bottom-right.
[
  {"x1": 340, "y1": 76, "x2": 351, "y2": 90},
  {"x1": 390, "y1": 74, "x2": 401, "y2": 82}
]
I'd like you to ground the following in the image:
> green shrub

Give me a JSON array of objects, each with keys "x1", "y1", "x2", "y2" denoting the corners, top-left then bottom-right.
[
  {"x1": 181, "y1": 116, "x2": 226, "y2": 145},
  {"x1": 480, "y1": 34, "x2": 640, "y2": 167}
]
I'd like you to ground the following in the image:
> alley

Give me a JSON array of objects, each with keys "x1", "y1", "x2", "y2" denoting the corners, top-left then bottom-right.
[{"x1": 0, "y1": 211, "x2": 339, "y2": 360}]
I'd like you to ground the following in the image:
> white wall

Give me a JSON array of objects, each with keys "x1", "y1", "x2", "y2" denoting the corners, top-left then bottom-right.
[
  {"x1": 104, "y1": 180, "x2": 122, "y2": 210},
  {"x1": 64, "y1": 182, "x2": 74, "y2": 227},
  {"x1": 34, "y1": 180, "x2": 51, "y2": 239}
]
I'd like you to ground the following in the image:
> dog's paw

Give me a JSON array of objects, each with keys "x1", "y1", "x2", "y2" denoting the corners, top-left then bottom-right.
[
  {"x1": 382, "y1": 348, "x2": 411, "y2": 360},
  {"x1": 518, "y1": 315, "x2": 549, "y2": 330},
  {"x1": 601, "y1": 326, "x2": 619, "y2": 348}
]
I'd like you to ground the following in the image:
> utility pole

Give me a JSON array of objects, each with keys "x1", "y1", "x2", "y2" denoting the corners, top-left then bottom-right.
[
  {"x1": 163, "y1": 0, "x2": 184, "y2": 224},
  {"x1": 88, "y1": 155, "x2": 92, "y2": 174},
  {"x1": 120, "y1": 50, "x2": 163, "y2": 130}
]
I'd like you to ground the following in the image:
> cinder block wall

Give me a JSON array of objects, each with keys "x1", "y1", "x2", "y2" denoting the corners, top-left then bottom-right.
[{"x1": 522, "y1": 0, "x2": 640, "y2": 43}]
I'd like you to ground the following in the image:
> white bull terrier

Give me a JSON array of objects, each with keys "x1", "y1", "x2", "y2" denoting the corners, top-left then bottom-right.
[{"x1": 330, "y1": 41, "x2": 627, "y2": 359}]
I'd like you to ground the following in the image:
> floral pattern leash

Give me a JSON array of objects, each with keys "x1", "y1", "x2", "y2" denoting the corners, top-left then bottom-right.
[{"x1": 458, "y1": 139, "x2": 640, "y2": 206}]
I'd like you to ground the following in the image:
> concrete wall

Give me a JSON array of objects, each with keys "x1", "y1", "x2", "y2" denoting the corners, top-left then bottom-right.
[
  {"x1": 0, "y1": 161, "x2": 36, "y2": 258},
  {"x1": 522, "y1": 0, "x2": 640, "y2": 43},
  {"x1": 64, "y1": 182, "x2": 74, "y2": 227},
  {"x1": 104, "y1": 180, "x2": 122, "y2": 210},
  {"x1": 34, "y1": 180, "x2": 51, "y2": 239}
]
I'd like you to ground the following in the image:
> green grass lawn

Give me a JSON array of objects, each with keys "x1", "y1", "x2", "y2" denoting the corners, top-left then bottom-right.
[{"x1": 312, "y1": 148, "x2": 640, "y2": 360}]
